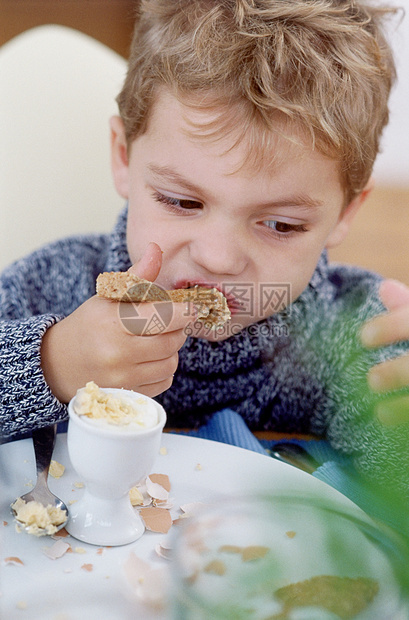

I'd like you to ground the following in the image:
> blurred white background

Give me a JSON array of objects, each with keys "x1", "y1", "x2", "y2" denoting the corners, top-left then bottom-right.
[
  {"x1": 0, "y1": 26, "x2": 127, "y2": 270},
  {"x1": 373, "y1": 0, "x2": 409, "y2": 186}
]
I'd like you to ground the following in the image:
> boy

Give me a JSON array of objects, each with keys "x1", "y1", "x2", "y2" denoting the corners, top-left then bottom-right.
[{"x1": 1, "y1": 0, "x2": 409, "y2": 496}]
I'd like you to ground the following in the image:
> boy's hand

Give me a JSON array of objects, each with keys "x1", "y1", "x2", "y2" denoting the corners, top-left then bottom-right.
[
  {"x1": 41, "y1": 243, "x2": 195, "y2": 403},
  {"x1": 361, "y1": 279, "x2": 409, "y2": 426}
]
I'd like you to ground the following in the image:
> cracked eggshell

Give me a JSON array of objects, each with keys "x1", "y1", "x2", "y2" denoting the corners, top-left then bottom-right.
[
  {"x1": 43, "y1": 540, "x2": 71, "y2": 560},
  {"x1": 148, "y1": 473, "x2": 171, "y2": 492},
  {"x1": 140, "y1": 507, "x2": 173, "y2": 534},
  {"x1": 146, "y1": 477, "x2": 169, "y2": 502}
]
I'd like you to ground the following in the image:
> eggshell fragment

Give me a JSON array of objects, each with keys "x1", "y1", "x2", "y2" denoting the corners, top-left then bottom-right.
[
  {"x1": 140, "y1": 507, "x2": 173, "y2": 534},
  {"x1": 52, "y1": 528, "x2": 69, "y2": 539},
  {"x1": 149, "y1": 473, "x2": 171, "y2": 492},
  {"x1": 219, "y1": 544, "x2": 243, "y2": 554},
  {"x1": 4, "y1": 557, "x2": 24, "y2": 566},
  {"x1": 204, "y1": 559, "x2": 227, "y2": 575},
  {"x1": 146, "y1": 477, "x2": 169, "y2": 502},
  {"x1": 43, "y1": 540, "x2": 71, "y2": 560},
  {"x1": 131, "y1": 482, "x2": 153, "y2": 507},
  {"x1": 155, "y1": 541, "x2": 173, "y2": 560},
  {"x1": 154, "y1": 498, "x2": 174, "y2": 509},
  {"x1": 241, "y1": 545, "x2": 269, "y2": 562}
]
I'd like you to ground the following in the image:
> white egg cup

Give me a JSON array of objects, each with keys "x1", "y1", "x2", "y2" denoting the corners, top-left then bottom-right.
[{"x1": 65, "y1": 388, "x2": 166, "y2": 546}]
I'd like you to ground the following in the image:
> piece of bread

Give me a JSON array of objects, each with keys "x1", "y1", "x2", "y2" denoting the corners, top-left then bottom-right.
[{"x1": 96, "y1": 272, "x2": 231, "y2": 328}]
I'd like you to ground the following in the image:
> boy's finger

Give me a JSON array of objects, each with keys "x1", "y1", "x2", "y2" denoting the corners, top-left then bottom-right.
[
  {"x1": 367, "y1": 354, "x2": 409, "y2": 393},
  {"x1": 361, "y1": 279, "x2": 409, "y2": 347},
  {"x1": 361, "y1": 305, "x2": 409, "y2": 347},
  {"x1": 379, "y1": 279, "x2": 409, "y2": 311},
  {"x1": 128, "y1": 242, "x2": 163, "y2": 282}
]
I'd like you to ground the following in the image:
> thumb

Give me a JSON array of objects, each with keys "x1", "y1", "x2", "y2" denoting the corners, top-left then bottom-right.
[
  {"x1": 129, "y1": 242, "x2": 163, "y2": 282},
  {"x1": 379, "y1": 279, "x2": 409, "y2": 311}
]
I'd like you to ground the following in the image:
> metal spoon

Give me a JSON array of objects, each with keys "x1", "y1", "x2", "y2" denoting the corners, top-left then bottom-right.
[
  {"x1": 270, "y1": 442, "x2": 320, "y2": 474},
  {"x1": 11, "y1": 424, "x2": 68, "y2": 534}
]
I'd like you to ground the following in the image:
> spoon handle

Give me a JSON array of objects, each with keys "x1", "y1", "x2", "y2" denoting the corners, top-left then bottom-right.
[
  {"x1": 271, "y1": 442, "x2": 320, "y2": 474},
  {"x1": 32, "y1": 425, "x2": 57, "y2": 478}
]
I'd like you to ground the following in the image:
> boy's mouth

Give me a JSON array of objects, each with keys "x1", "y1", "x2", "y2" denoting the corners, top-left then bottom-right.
[{"x1": 172, "y1": 279, "x2": 242, "y2": 314}]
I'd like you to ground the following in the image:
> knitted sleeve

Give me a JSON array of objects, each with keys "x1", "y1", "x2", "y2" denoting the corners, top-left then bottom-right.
[
  {"x1": 0, "y1": 314, "x2": 67, "y2": 439},
  {"x1": 0, "y1": 234, "x2": 109, "y2": 440}
]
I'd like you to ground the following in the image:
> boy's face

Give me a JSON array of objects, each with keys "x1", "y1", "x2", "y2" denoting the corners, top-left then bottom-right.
[{"x1": 111, "y1": 90, "x2": 365, "y2": 341}]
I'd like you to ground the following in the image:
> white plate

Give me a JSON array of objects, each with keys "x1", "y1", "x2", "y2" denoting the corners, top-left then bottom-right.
[{"x1": 0, "y1": 433, "x2": 404, "y2": 619}]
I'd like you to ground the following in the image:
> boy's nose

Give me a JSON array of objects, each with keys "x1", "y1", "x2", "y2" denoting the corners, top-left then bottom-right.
[{"x1": 189, "y1": 224, "x2": 248, "y2": 277}]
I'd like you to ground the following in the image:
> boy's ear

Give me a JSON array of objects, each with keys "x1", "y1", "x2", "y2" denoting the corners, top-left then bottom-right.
[
  {"x1": 325, "y1": 177, "x2": 374, "y2": 249},
  {"x1": 110, "y1": 116, "x2": 129, "y2": 199}
]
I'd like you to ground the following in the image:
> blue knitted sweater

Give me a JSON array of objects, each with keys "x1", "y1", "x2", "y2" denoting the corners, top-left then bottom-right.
[{"x1": 1, "y1": 207, "x2": 409, "y2": 493}]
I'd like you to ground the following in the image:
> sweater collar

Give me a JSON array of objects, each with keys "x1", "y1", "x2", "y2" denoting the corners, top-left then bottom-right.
[{"x1": 308, "y1": 249, "x2": 328, "y2": 290}]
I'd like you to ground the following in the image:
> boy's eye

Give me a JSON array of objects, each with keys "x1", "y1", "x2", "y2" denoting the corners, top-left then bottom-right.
[
  {"x1": 263, "y1": 220, "x2": 308, "y2": 235},
  {"x1": 153, "y1": 192, "x2": 202, "y2": 210}
]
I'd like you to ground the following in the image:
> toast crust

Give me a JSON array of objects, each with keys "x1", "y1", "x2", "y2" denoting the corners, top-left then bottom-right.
[{"x1": 96, "y1": 272, "x2": 231, "y2": 329}]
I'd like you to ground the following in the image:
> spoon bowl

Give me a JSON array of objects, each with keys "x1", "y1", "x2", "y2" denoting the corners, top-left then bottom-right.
[{"x1": 11, "y1": 425, "x2": 68, "y2": 535}]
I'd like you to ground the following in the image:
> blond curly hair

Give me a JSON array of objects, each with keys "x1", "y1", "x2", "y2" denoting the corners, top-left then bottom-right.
[{"x1": 117, "y1": 0, "x2": 399, "y2": 203}]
